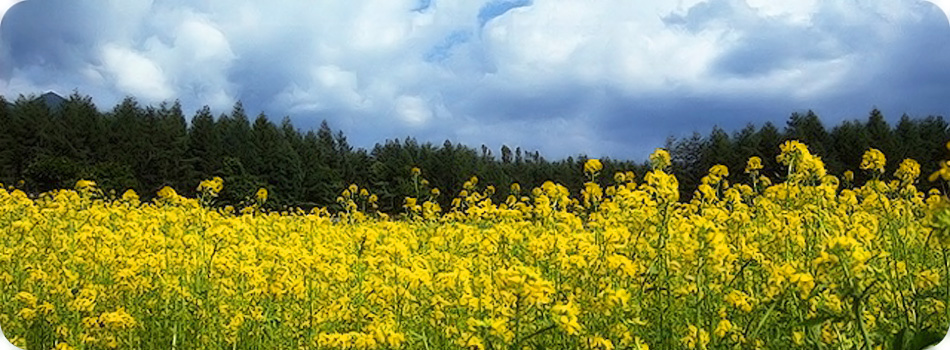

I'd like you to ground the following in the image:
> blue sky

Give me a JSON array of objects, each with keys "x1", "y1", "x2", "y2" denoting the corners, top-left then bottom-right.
[{"x1": 1, "y1": 0, "x2": 950, "y2": 160}]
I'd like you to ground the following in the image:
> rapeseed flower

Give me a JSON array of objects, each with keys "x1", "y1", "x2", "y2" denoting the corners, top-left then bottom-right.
[
  {"x1": 860, "y1": 148, "x2": 886, "y2": 173},
  {"x1": 895, "y1": 158, "x2": 920, "y2": 184},
  {"x1": 0, "y1": 140, "x2": 945, "y2": 350},
  {"x1": 650, "y1": 148, "x2": 671, "y2": 170},
  {"x1": 584, "y1": 158, "x2": 603, "y2": 175},
  {"x1": 745, "y1": 156, "x2": 763, "y2": 174}
]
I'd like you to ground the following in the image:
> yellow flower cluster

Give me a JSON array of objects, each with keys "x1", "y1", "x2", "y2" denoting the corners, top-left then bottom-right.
[
  {"x1": 745, "y1": 156, "x2": 763, "y2": 174},
  {"x1": 861, "y1": 148, "x2": 887, "y2": 174},
  {"x1": 0, "y1": 140, "x2": 948, "y2": 350},
  {"x1": 584, "y1": 159, "x2": 603, "y2": 175},
  {"x1": 777, "y1": 140, "x2": 827, "y2": 181},
  {"x1": 649, "y1": 148, "x2": 671, "y2": 170},
  {"x1": 197, "y1": 176, "x2": 224, "y2": 197},
  {"x1": 74, "y1": 179, "x2": 96, "y2": 190}
]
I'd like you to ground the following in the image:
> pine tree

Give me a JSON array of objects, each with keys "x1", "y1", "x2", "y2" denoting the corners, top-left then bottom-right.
[
  {"x1": 785, "y1": 110, "x2": 830, "y2": 157},
  {"x1": 865, "y1": 108, "x2": 895, "y2": 170},
  {"x1": 186, "y1": 106, "x2": 222, "y2": 180}
]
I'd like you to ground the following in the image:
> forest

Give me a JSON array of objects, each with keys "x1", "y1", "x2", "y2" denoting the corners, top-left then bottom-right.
[{"x1": 1, "y1": 91, "x2": 948, "y2": 213}]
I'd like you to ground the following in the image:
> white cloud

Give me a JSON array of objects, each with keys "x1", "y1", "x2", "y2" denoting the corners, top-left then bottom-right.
[
  {"x1": 99, "y1": 44, "x2": 174, "y2": 102},
  {"x1": 176, "y1": 18, "x2": 233, "y2": 62},
  {"x1": 746, "y1": 0, "x2": 818, "y2": 24},
  {"x1": 926, "y1": 0, "x2": 950, "y2": 25},
  {"x1": 0, "y1": 0, "x2": 22, "y2": 23},
  {"x1": 275, "y1": 65, "x2": 366, "y2": 114},
  {"x1": 164, "y1": 15, "x2": 237, "y2": 110},
  {"x1": 395, "y1": 95, "x2": 432, "y2": 126}
]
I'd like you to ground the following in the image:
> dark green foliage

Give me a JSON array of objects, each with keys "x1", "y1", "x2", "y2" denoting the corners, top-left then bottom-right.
[
  {"x1": 87, "y1": 161, "x2": 139, "y2": 192},
  {"x1": 186, "y1": 106, "x2": 221, "y2": 184},
  {"x1": 785, "y1": 110, "x2": 831, "y2": 156},
  {"x1": 1, "y1": 96, "x2": 50, "y2": 189},
  {"x1": 23, "y1": 155, "x2": 82, "y2": 193},
  {"x1": 218, "y1": 157, "x2": 263, "y2": 205},
  {"x1": 3, "y1": 91, "x2": 950, "y2": 211},
  {"x1": 666, "y1": 109, "x2": 950, "y2": 199},
  {"x1": 829, "y1": 120, "x2": 871, "y2": 182}
]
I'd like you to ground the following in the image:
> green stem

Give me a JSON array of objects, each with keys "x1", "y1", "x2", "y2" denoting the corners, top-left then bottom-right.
[
  {"x1": 515, "y1": 324, "x2": 557, "y2": 346},
  {"x1": 856, "y1": 298, "x2": 873, "y2": 350},
  {"x1": 750, "y1": 298, "x2": 778, "y2": 341},
  {"x1": 943, "y1": 248, "x2": 950, "y2": 323},
  {"x1": 513, "y1": 294, "x2": 522, "y2": 348}
]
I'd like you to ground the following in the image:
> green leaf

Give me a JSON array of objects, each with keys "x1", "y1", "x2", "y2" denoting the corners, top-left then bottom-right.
[
  {"x1": 907, "y1": 328, "x2": 945, "y2": 350},
  {"x1": 892, "y1": 327, "x2": 906, "y2": 350}
]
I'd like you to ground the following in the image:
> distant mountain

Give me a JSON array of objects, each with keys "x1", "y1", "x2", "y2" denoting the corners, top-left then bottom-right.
[
  {"x1": 38, "y1": 91, "x2": 66, "y2": 110},
  {"x1": 0, "y1": 91, "x2": 66, "y2": 112}
]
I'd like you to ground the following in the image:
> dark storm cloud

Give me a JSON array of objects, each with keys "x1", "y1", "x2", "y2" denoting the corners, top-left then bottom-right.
[{"x1": 1, "y1": 1, "x2": 97, "y2": 80}]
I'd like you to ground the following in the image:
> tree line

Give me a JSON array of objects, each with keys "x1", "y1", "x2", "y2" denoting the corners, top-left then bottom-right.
[
  {"x1": 1, "y1": 91, "x2": 948, "y2": 212},
  {"x1": 665, "y1": 109, "x2": 950, "y2": 200}
]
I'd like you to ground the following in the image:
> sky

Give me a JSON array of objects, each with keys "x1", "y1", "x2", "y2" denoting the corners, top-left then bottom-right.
[{"x1": 1, "y1": 0, "x2": 950, "y2": 160}]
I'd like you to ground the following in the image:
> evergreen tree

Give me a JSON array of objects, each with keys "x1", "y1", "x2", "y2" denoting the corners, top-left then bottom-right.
[
  {"x1": 732, "y1": 123, "x2": 760, "y2": 170},
  {"x1": 219, "y1": 101, "x2": 258, "y2": 175},
  {"x1": 58, "y1": 91, "x2": 105, "y2": 164},
  {"x1": 756, "y1": 122, "x2": 783, "y2": 178},
  {"x1": 501, "y1": 145, "x2": 513, "y2": 164},
  {"x1": 299, "y1": 131, "x2": 336, "y2": 207},
  {"x1": 895, "y1": 114, "x2": 922, "y2": 163},
  {"x1": 153, "y1": 101, "x2": 191, "y2": 191},
  {"x1": 7, "y1": 95, "x2": 53, "y2": 191},
  {"x1": 0, "y1": 95, "x2": 11, "y2": 184},
  {"x1": 701, "y1": 126, "x2": 736, "y2": 178},
  {"x1": 186, "y1": 106, "x2": 222, "y2": 180},
  {"x1": 865, "y1": 108, "x2": 896, "y2": 170},
  {"x1": 668, "y1": 132, "x2": 705, "y2": 199},
  {"x1": 829, "y1": 120, "x2": 870, "y2": 175},
  {"x1": 785, "y1": 110, "x2": 830, "y2": 157}
]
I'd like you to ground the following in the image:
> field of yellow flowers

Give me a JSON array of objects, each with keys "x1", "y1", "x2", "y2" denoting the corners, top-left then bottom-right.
[{"x1": 2, "y1": 141, "x2": 950, "y2": 350}]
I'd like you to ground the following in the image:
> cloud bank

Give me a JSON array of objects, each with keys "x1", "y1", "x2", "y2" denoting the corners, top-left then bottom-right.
[{"x1": 2, "y1": 0, "x2": 949, "y2": 159}]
